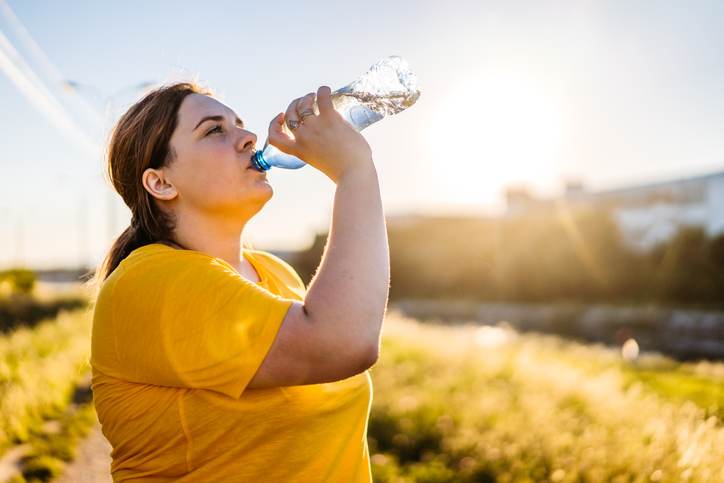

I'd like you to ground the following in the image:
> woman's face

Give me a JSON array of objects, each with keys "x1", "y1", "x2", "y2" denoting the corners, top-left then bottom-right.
[{"x1": 144, "y1": 93, "x2": 271, "y2": 221}]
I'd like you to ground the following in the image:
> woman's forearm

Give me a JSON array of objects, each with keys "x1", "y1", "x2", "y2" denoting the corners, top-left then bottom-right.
[{"x1": 303, "y1": 159, "x2": 390, "y2": 357}]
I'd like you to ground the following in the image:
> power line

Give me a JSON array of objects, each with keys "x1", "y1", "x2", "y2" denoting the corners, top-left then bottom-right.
[
  {"x1": 0, "y1": 0, "x2": 104, "y2": 126},
  {"x1": 0, "y1": 28, "x2": 98, "y2": 156}
]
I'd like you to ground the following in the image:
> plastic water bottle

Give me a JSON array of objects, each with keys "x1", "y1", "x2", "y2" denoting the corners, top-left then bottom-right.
[{"x1": 251, "y1": 55, "x2": 421, "y2": 171}]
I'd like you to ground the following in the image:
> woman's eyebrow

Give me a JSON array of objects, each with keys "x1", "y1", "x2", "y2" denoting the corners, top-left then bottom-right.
[{"x1": 193, "y1": 114, "x2": 245, "y2": 132}]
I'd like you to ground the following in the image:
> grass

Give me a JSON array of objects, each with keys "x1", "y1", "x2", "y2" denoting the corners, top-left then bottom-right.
[
  {"x1": 0, "y1": 304, "x2": 97, "y2": 482},
  {"x1": 10, "y1": 401, "x2": 98, "y2": 483},
  {"x1": 368, "y1": 311, "x2": 724, "y2": 482},
  {"x1": 622, "y1": 369, "x2": 724, "y2": 418},
  {"x1": 0, "y1": 307, "x2": 94, "y2": 453}
]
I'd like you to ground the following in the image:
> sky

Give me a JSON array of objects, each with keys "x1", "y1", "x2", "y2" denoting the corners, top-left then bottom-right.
[{"x1": 1, "y1": 0, "x2": 723, "y2": 269}]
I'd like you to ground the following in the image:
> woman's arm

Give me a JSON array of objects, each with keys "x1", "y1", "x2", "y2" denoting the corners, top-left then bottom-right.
[
  {"x1": 304, "y1": 159, "x2": 390, "y2": 359},
  {"x1": 246, "y1": 87, "x2": 390, "y2": 389}
]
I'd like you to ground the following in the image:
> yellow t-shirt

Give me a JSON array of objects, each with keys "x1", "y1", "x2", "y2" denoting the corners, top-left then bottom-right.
[{"x1": 91, "y1": 243, "x2": 373, "y2": 482}]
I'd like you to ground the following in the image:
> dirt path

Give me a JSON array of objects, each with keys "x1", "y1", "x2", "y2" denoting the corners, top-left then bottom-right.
[{"x1": 54, "y1": 421, "x2": 112, "y2": 483}]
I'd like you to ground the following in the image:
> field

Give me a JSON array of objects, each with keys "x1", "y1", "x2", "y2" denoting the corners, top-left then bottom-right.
[
  {"x1": 1, "y1": 297, "x2": 722, "y2": 482},
  {"x1": 367, "y1": 311, "x2": 724, "y2": 482}
]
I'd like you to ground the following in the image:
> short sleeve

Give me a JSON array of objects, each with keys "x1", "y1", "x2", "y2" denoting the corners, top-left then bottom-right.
[{"x1": 113, "y1": 253, "x2": 294, "y2": 399}]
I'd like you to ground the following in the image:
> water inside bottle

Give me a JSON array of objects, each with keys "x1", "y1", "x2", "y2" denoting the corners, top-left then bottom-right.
[
  {"x1": 331, "y1": 90, "x2": 419, "y2": 131},
  {"x1": 329, "y1": 55, "x2": 421, "y2": 130}
]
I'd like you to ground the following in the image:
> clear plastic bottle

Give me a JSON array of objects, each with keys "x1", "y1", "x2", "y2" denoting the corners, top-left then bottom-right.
[{"x1": 251, "y1": 55, "x2": 421, "y2": 171}]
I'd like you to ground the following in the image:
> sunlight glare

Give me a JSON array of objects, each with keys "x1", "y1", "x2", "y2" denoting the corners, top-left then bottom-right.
[{"x1": 429, "y1": 72, "x2": 568, "y2": 204}]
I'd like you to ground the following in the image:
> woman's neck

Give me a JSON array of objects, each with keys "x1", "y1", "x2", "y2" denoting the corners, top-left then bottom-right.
[{"x1": 169, "y1": 209, "x2": 248, "y2": 270}]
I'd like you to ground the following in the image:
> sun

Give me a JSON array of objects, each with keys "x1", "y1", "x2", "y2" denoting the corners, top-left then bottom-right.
[{"x1": 428, "y1": 72, "x2": 568, "y2": 205}]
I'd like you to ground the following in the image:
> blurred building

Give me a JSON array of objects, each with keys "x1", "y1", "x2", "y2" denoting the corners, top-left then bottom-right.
[{"x1": 505, "y1": 169, "x2": 724, "y2": 249}]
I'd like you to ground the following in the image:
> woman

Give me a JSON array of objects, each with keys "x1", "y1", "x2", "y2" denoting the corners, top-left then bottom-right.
[{"x1": 89, "y1": 82, "x2": 390, "y2": 482}]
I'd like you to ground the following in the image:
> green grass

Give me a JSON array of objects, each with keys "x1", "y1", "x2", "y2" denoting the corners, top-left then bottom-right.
[
  {"x1": 622, "y1": 368, "x2": 724, "y2": 419},
  {"x1": 13, "y1": 401, "x2": 98, "y2": 482},
  {"x1": 368, "y1": 311, "x2": 724, "y2": 482},
  {"x1": 0, "y1": 297, "x2": 98, "y2": 482},
  {"x1": 0, "y1": 307, "x2": 94, "y2": 453}
]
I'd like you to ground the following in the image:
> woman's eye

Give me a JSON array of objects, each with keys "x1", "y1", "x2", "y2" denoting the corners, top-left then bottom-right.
[{"x1": 207, "y1": 125, "x2": 223, "y2": 136}]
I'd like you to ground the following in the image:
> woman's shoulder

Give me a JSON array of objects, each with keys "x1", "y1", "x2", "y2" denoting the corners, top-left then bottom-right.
[
  {"x1": 105, "y1": 243, "x2": 303, "y2": 293},
  {"x1": 126, "y1": 242, "x2": 205, "y2": 262},
  {"x1": 122, "y1": 243, "x2": 230, "y2": 270},
  {"x1": 101, "y1": 243, "x2": 230, "y2": 295},
  {"x1": 246, "y1": 249, "x2": 307, "y2": 292},
  {"x1": 246, "y1": 249, "x2": 294, "y2": 271},
  {"x1": 96, "y1": 243, "x2": 251, "y2": 312}
]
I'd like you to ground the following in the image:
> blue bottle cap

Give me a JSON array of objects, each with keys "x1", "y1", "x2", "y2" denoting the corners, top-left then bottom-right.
[{"x1": 251, "y1": 150, "x2": 271, "y2": 171}]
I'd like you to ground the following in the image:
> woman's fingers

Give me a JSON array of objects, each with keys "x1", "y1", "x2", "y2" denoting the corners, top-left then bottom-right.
[
  {"x1": 284, "y1": 97, "x2": 303, "y2": 134},
  {"x1": 316, "y1": 86, "x2": 333, "y2": 115},
  {"x1": 267, "y1": 112, "x2": 296, "y2": 154},
  {"x1": 296, "y1": 92, "x2": 317, "y2": 125},
  {"x1": 268, "y1": 87, "x2": 336, "y2": 157}
]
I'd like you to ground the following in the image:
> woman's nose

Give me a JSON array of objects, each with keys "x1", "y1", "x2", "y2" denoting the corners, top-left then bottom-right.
[{"x1": 236, "y1": 129, "x2": 257, "y2": 152}]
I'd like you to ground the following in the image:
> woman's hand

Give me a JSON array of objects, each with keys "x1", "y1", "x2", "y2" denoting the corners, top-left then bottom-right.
[{"x1": 267, "y1": 86, "x2": 373, "y2": 183}]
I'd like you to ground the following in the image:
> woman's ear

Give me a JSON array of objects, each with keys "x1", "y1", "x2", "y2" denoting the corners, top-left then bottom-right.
[{"x1": 142, "y1": 168, "x2": 178, "y2": 201}]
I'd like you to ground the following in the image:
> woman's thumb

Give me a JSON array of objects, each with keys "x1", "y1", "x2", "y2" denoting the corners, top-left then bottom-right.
[{"x1": 267, "y1": 113, "x2": 296, "y2": 154}]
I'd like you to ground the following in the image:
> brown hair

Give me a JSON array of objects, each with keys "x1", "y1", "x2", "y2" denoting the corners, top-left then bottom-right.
[{"x1": 85, "y1": 82, "x2": 212, "y2": 297}]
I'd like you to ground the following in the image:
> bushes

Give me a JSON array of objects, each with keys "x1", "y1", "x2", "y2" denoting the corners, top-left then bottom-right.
[
  {"x1": 649, "y1": 227, "x2": 724, "y2": 304},
  {"x1": 0, "y1": 269, "x2": 37, "y2": 296},
  {"x1": 0, "y1": 267, "x2": 88, "y2": 333},
  {"x1": 0, "y1": 294, "x2": 88, "y2": 334},
  {"x1": 290, "y1": 210, "x2": 724, "y2": 306}
]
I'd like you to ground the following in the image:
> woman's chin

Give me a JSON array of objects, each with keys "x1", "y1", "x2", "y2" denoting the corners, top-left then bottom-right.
[
  {"x1": 251, "y1": 182, "x2": 274, "y2": 202},
  {"x1": 237, "y1": 188, "x2": 272, "y2": 217},
  {"x1": 259, "y1": 179, "x2": 273, "y2": 193}
]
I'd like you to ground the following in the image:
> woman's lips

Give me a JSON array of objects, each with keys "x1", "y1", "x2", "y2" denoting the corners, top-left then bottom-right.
[{"x1": 246, "y1": 151, "x2": 260, "y2": 170}]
